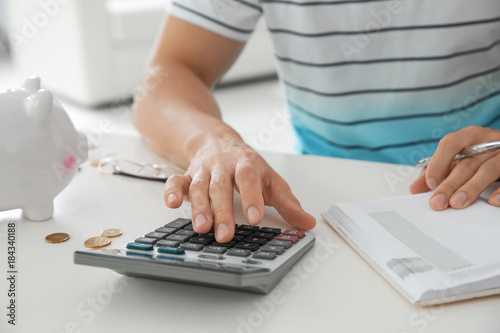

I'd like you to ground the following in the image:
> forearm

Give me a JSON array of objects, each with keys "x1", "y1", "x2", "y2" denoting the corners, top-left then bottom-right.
[{"x1": 132, "y1": 60, "x2": 243, "y2": 169}]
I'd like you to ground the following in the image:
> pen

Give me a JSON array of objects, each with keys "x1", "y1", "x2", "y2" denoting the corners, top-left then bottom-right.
[{"x1": 416, "y1": 140, "x2": 500, "y2": 167}]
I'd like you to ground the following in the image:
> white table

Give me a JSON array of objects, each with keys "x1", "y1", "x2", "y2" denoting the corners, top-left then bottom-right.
[{"x1": 1, "y1": 134, "x2": 499, "y2": 333}]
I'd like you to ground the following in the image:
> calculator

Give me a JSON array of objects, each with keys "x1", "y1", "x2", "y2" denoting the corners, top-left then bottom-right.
[{"x1": 74, "y1": 218, "x2": 315, "y2": 294}]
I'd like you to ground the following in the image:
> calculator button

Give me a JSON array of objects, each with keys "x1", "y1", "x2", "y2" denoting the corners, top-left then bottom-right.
[
  {"x1": 203, "y1": 246, "x2": 227, "y2": 254},
  {"x1": 154, "y1": 227, "x2": 177, "y2": 235},
  {"x1": 235, "y1": 230, "x2": 252, "y2": 236},
  {"x1": 251, "y1": 232, "x2": 274, "y2": 240},
  {"x1": 145, "y1": 232, "x2": 168, "y2": 239},
  {"x1": 283, "y1": 230, "x2": 305, "y2": 239},
  {"x1": 157, "y1": 255, "x2": 185, "y2": 263},
  {"x1": 166, "y1": 234, "x2": 191, "y2": 243},
  {"x1": 268, "y1": 239, "x2": 292, "y2": 249},
  {"x1": 224, "y1": 265, "x2": 245, "y2": 271},
  {"x1": 260, "y1": 227, "x2": 282, "y2": 236},
  {"x1": 199, "y1": 254, "x2": 224, "y2": 260},
  {"x1": 157, "y1": 246, "x2": 185, "y2": 255},
  {"x1": 198, "y1": 232, "x2": 215, "y2": 238},
  {"x1": 176, "y1": 229, "x2": 198, "y2": 237},
  {"x1": 165, "y1": 218, "x2": 192, "y2": 230},
  {"x1": 190, "y1": 236, "x2": 214, "y2": 245},
  {"x1": 242, "y1": 258, "x2": 263, "y2": 265},
  {"x1": 211, "y1": 241, "x2": 236, "y2": 248},
  {"x1": 260, "y1": 245, "x2": 285, "y2": 255},
  {"x1": 252, "y1": 251, "x2": 277, "y2": 260},
  {"x1": 231, "y1": 235, "x2": 244, "y2": 242},
  {"x1": 135, "y1": 237, "x2": 158, "y2": 245},
  {"x1": 243, "y1": 237, "x2": 267, "y2": 245},
  {"x1": 127, "y1": 242, "x2": 154, "y2": 251},
  {"x1": 238, "y1": 225, "x2": 259, "y2": 232},
  {"x1": 198, "y1": 262, "x2": 224, "y2": 270},
  {"x1": 227, "y1": 248, "x2": 251, "y2": 257},
  {"x1": 126, "y1": 251, "x2": 153, "y2": 258},
  {"x1": 156, "y1": 240, "x2": 181, "y2": 248},
  {"x1": 275, "y1": 234, "x2": 299, "y2": 244},
  {"x1": 235, "y1": 242, "x2": 260, "y2": 252},
  {"x1": 181, "y1": 243, "x2": 205, "y2": 251}
]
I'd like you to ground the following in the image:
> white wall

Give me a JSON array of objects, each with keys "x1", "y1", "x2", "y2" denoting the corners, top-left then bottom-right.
[
  {"x1": 0, "y1": 0, "x2": 7, "y2": 50},
  {"x1": 0, "y1": 0, "x2": 5, "y2": 28}
]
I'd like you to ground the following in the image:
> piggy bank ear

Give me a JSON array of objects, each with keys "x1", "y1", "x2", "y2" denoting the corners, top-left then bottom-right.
[
  {"x1": 21, "y1": 77, "x2": 41, "y2": 94},
  {"x1": 25, "y1": 90, "x2": 53, "y2": 125}
]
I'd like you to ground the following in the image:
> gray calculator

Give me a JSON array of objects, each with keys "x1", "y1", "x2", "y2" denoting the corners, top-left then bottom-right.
[{"x1": 74, "y1": 218, "x2": 315, "y2": 294}]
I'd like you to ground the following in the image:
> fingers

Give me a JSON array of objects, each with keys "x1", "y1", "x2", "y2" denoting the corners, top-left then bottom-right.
[
  {"x1": 235, "y1": 161, "x2": 265, "y2": 226},
  {"x1": 425, "y1": 126, "x2": 491, "y2": 190},
  {"x1": 409, "y1": 168, "x2": 429, "y2": 194},
  {"x1": 209, "y1": 169, "x2": 236, "y2": 243},
  {"x1": 188, "y1": 170, "x2": 213, "y2": 234},
  {"x1": 488, "y1": 186, "x2": 500, "y2": 207},
  {"x1": 164, "y1": 174, "x2": 190, "y2": 208},
  {"x1": 266, "y1": 173, "x2": 316, "y2": 230},
  {"x1": 429, "y1": 153, "x2": 500, "y2": 210},
  {"x1": 163, "y1": 146, "x2": 317, "y2": 244}
]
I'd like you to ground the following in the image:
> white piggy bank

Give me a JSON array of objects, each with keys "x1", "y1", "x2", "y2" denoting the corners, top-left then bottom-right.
[{"x1": 0, "y1": 77, "x2": 88, "y2": 221}]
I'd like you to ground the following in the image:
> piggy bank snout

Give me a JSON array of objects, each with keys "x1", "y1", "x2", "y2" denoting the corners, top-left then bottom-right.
[{"x1": 77, "y1": 132, "x2": 88, "y2": 164}]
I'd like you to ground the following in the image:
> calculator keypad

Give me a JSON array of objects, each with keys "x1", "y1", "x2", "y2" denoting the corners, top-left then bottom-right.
[{"x1": 126, "y1": 217, "x2": 305, "y2": 262}]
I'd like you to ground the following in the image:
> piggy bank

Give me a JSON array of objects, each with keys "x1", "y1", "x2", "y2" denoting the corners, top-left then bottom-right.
[{"x1": 0, "y1": 77, "x2": 88, "y2": 221}]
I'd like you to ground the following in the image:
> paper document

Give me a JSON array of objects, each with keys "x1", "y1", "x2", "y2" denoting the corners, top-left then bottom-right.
[{"x1": 323, "y1": 183, "x2": 500, "y2": 306}]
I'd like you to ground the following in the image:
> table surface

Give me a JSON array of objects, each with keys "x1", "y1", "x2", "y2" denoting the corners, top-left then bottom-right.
[{"x1": 1, "y1": 134, "x2": 499, "y2": 333}]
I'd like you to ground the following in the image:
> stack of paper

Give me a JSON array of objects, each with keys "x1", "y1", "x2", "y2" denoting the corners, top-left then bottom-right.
[{"x1": 322, "y1": 183, "x2": 500, "y2": 306}]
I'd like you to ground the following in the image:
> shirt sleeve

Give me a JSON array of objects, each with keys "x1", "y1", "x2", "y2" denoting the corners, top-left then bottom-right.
[{"x1": 170, "y1": 0, "x2": 263, "y2": 42}]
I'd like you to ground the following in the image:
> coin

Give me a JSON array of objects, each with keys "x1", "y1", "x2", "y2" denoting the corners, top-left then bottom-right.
[
  {"x1": 84, "y1": 237, "x2": 111, "y2": 249},
  {"x1": 45, "y1": 233, "x2": 70, "y2": 244},
  {"x1": 101, "y1": 228, "x2": 123, "y2": 238}
]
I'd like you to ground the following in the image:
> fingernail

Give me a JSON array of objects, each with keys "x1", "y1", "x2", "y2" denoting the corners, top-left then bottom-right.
[
  {"x1": 490, "y1": 194, "x2": 500, "y2": 206},
  {"x1": 430, "y1": 193, "x2": 447, "y2": 210},
  {"x1": 247, "y1": 206, "x2": 260, "y2": 225},
  {"x1": 216, "y1": 223, "x2": 230, "y2": 241},
  {"x1": 194, "y1": 214, "x2": 208, "y2": 230},
  {"x1": 427, "y1": 177, "x2": 439, "y2": 190},
  {"x1": 167, "y1": 193, "x2": 177, "y2": 205},
  {"x1": 450, "y1": 192, "x2": 468, "y2": 207}
]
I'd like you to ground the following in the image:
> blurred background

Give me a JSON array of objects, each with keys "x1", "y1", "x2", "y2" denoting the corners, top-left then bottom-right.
[
  {"x1": 0, "y1": 0, "x2": 8, "y2": 53},
  {"x1": 0, "y1": 0, "x2": 296, "y2": 154}
]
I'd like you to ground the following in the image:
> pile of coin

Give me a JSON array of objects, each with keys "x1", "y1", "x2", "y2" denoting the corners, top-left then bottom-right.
[
  {"x1": 45, "y1": 228, "x2": 123, "y2": 249},
  {"x1": 84, "y1": 236, "x2": 112, "y2": 249},
  {"x1": 84, "y1": 228, "x2": 123, "y2": 249}
]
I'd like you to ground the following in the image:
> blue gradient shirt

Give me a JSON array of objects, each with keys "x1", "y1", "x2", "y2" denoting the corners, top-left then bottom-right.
[{"x1": 171, "y1": 0, "x2": 500, "y2": 165}]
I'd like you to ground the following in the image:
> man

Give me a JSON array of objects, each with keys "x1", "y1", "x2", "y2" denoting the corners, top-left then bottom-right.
[{"x1": 133, "y1": 0, "x2": 500, "y2": 243}]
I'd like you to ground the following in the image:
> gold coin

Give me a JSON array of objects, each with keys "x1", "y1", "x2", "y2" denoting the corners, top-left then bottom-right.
[
  {"x1": 101, "y1": 228, "x2": 123, "y2": 238},
  {"x1": 45, "y1": 233, "x2": 70, "y2": 244},
  {"x1": 84, "y1": 237, "x2": 111, "y2": 249}
]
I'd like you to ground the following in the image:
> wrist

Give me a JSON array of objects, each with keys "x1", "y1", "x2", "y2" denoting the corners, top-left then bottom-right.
[{"x1": 183, "y1": 125, "x2": 244, "y2": 162}]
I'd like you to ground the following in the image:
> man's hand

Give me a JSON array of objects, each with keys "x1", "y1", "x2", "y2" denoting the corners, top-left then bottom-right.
[
  {"x1": 163, "y1": 138, "x2": 316, "y2": 243},
  {"x1": 410, "y1": 126, "x2": 500, "y2": 210},
  {"x1": 133, "y1": 16, "x2": 315, "y2": 243}
]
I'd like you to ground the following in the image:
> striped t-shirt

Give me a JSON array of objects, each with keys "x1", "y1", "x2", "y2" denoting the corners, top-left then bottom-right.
[{"x1": 170, "y1": 0, "x2": 500, "y2": 165}]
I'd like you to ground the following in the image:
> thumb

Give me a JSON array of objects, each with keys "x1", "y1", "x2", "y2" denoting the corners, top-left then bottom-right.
[
  {"x1": 266, "y1": 176, "x2": 316, "y2": 230},
  {"x1": 275, "y1": 199, "x2": 316, "y2": 230}
]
